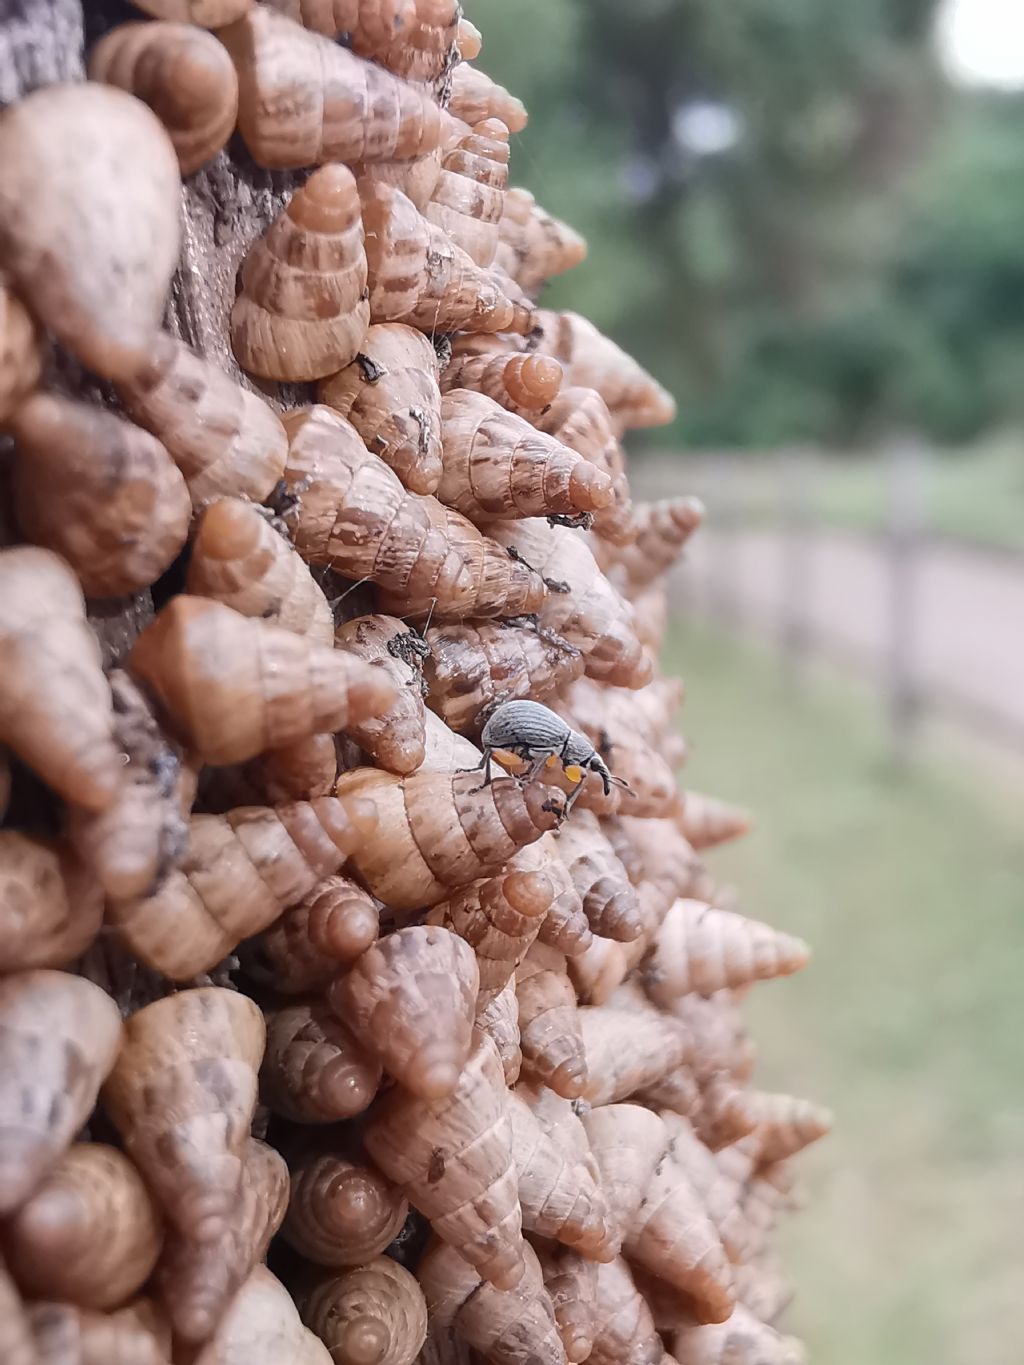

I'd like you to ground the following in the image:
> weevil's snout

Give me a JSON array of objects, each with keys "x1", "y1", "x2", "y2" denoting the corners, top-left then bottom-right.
[
  {"x1": 588, "y1": 755, "x2": 615, "y2": 795},
  {"x1": 591, "y1": 755, "x2": 632, "y2": 798}
]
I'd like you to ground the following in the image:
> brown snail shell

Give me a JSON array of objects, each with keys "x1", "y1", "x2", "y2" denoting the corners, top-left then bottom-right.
[
  {"x1": 89, "y1": 21, "x2": 239, "y2": 177},
  {"x1": 231, "y1": 164, "x2": 370, "y2": 383},
  {"x1": 0, "y1": 83, "x2": 181, "y2": 382},
  {"x1": 129, "y1": 0, "x2": 252, "y2": 25}
]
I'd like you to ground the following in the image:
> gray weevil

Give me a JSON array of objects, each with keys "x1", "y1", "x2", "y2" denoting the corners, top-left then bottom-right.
[{"x1": 473, "y1": 699, "x2": 632, "y2": 812}]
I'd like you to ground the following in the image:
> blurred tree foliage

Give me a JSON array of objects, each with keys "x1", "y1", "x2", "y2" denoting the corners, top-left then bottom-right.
[{"x1": 469, "y1": 0, "x2": 1024, "y2": 447}]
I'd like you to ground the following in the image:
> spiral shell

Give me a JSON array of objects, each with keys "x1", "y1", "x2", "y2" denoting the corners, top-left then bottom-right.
[
  {"x1": 188, "y1": 497, "x2": 335, "y2": 646},
  {"x1": 0, "y1": 548, "x2": 124, "y2": 813},
  {"x1": 437, "y1": 387, "x2": 613, "y2": 521},
  {"x1": 117, "y1": 333, "x2": 288, "y2": 509},
  {"x1": 90, "y1": 21, "x2": 239, "y2": 177},
  {"x1": 282, "y1": 1148, "x2": 407, "y2": 1266},
  {"x1": 457, "y1": 16, "x2": 482, "y2": 59},
  {"x1": 531, "y1": 309, "x2": 677, "y2": 433},
  {"x1": 442, "y1": 349, "x2": 563, "y2": 416},
  {"x1": 276, "y1": 405, "x2": 479, "y2": 611},
  {"x1": 353, "y1": 146, "x2": 443, "y2": 212},
  {"x1": 425, "y1": 117, "x2": 510, "y2": 267},
  {"x1": 4, "y1": 1144, "x2": 162, "y2": 1310},
  {"x1": 130, "y1": 0, "x2": 251, "y2": 24},
  {"x1": 495, "y1": 187, "x2": 588, "y2": 294},
  {"x1": 221, "y1": 6, "x2": 448, "y2": 170},
  {"x1": 231, "y1": 164, "x2": 369, "y2": 382},
  {"x1": 0, "y1": 83, "x2": 181, "y2": 382},
  {"x1": 359, "y1": 180, "x2": 533, "y2": 335},
  {"x1": 318, "y1": 323, "x2": 443, "y2": 495},
  {"x1": 0, "y1": 971, "x2": 122, "y2": 1215},
  {"x1": 0, "y1": 831, "x2": 105, "y2": 975},
  {"x1": 101, "y1": 988, "x2": 265, "y2": 1244},
  {"x1": 26, "y1": 1300, "x2": 172, "y2": 1365},
  {"x1": 333, "y1": 613, "x2": 428, "y2": 774},
  {"x1": 351, "y1": 0, "x2": 460, "y2": 84},
  {"x1": 13, "y1": 394, "x2": 191, "y2": 598},
  {"x1": 365, "y1": 1029, "x2": 529, "y2": 1287},
  {"x1": 330, "y1": 924, "x2": 479, "y2": 1100},
  {"x1": 448, "y1": 62, "x2": 528, "y2": 133},
  {"x1": 265, "y1": 0, "x2": 417, "y2": 48},
  {"x1": 157, "y1": 1138, "x2": 289, "y2": 1343},
  {"x1": 262, "y1": 1003, "x2": 382, "y2": 1124},
  {"x1": 300, "y1": 1260, "x2": 428, "y2": 1365},
  {"x1": 248, "y1": 876, "x2": 380, "y2": 994},
  {"x1": 107, "y1": 797, "x2": 379, "y2": 980},
  {"x1": 418, "y1": 1239, "x2": 565, "y2": 1365}
]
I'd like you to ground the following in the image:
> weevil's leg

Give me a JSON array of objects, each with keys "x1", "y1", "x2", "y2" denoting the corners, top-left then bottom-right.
[
  {"x1": 523, "y1": 753, "x2": 550, "y2": 784},
  {"x1": 465, "y1": 748, "x2": 494, "y2": 792},
  {"x1": 458, "y1": 747, "x2": 489, "y2": 775},
  {"x1": 564, "y1": 774, "x2": 584, "y2": 812}
]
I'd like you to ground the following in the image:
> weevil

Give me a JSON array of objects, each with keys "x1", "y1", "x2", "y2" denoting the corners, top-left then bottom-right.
[{"x1": 473, "y1": 699, "x2": 632, "y2": 812}]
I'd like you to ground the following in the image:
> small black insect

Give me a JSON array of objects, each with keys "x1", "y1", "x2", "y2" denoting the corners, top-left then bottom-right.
[{"x1": 473, "y1": 699, "x2": 632, "y2": 812}]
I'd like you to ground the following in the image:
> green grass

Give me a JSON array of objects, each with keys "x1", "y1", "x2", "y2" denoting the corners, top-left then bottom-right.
[
  {"x1": 661, "y1": 617, "x2": 1024, "y2": 1365},
  {"x1": 634, "y1": 433, "x2": 1024, "y2": 553}
]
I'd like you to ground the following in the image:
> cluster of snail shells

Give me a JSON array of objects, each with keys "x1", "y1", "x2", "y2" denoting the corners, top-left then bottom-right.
[{"x1": 0, "y1": 4, "x2": 827, "y2": 1365}]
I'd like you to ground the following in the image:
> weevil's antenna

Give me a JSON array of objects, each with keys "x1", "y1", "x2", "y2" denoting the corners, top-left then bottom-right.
[
  {"x1": 418, "y1": 595, "x2": 438, "y2": 638},
  {"x1": 395, "y1": 595, "x2": 439, "y2": 638}
]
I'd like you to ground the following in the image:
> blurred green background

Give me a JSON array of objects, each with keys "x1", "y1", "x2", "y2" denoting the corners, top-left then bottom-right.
[
  {"x1": 470, "y1": 0, "x2": 1024, "y2": 449},
  {"x1": 467, "y1": 3, "x2": 1024, "y2": 1362}
]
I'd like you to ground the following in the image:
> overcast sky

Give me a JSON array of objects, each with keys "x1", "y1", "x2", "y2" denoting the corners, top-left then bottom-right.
[{"x1": 937, "y1": 0, "x2": 1024, "y2": 88}]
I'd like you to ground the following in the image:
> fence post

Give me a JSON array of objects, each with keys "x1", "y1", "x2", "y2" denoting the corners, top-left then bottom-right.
[
  {"x1": 778, "y1": 446, "x2": 814, "y2": 689},
  {"x1": 885, "y1": 436, "x2": 926, "y2": 768},
  {"x1": 705, "y1": 453, "x2": 741, "y2": 629}
]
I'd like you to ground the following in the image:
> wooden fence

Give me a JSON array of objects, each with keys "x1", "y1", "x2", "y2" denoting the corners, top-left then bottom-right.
[{"x1": 636, "y1": 442, "x2": 1024, "y2": 768}]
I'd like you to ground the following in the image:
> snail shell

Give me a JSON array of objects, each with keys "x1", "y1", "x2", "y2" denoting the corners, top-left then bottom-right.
[
  {"x1": 231, "y1": 164, "x2": 370, "y2": 383},
  {"x1": 129, "y1": 0, "x2": 252, "y2": 25},
  {"x1": 13, "y1": 394, "x2": 191, "y2": 598},
  {"x1": 263, "y1": 0, "x2": 416, "y2": 48},
  {"x1": 352, "y1": 0, "x2": 460, "y2": 84},
  {"x1": 425, "y1": 117, "x2": 510, "y2": 267},
  {"x1": 0, "y1": 83, "x2": 180, "y2": 382},
  {"x1": 220, "y1": 6, "x2": 449, "y2": 170},
  {"x1": 89, "y1": 21, "x2": 239, "y2": 177}
]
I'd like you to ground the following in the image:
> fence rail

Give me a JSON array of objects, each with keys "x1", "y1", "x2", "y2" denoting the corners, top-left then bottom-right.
[{"x1": 644, "y1": 444, "x2": 1024, "y2": 765}]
